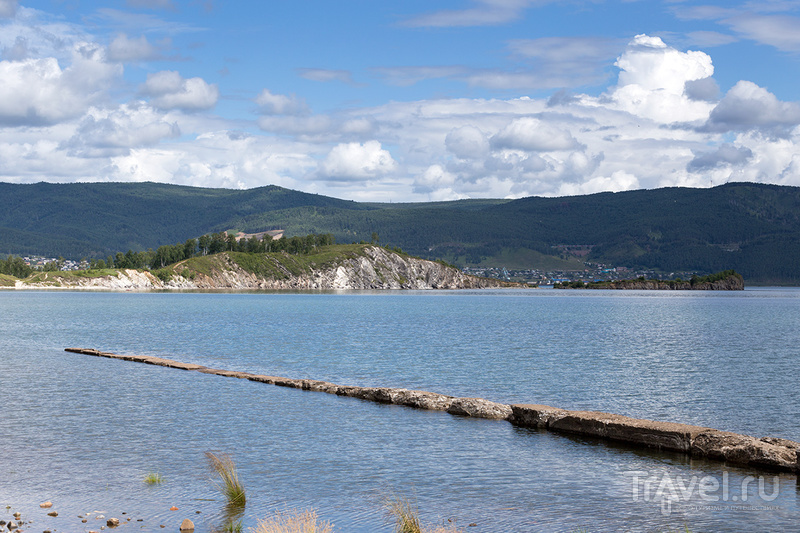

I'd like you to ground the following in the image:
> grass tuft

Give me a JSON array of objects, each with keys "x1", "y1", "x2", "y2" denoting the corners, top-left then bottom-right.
[
  {"x1": 385, "y1": 495, "x2": 422, "y2": 533},
  {"x1": 384, "y1": 494, "x2": 463, "y2": 533},
  {"x1": 250, "y1": 509, "x2": 334, "y2": 533},
  {"x1": 144, "y1": 472, "x2": 165, "y2": 485},
  {"x1": 205, "y1": 451, "x2": 246, "y2": 507}
]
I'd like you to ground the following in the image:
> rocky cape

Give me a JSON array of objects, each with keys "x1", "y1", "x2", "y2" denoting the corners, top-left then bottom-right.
[
  {"x1": 9, "y1": 246, "x2": 519, "y2": 291},
  {"x1": 555, "y1": 271, "x2": 745, "y2": 290}
]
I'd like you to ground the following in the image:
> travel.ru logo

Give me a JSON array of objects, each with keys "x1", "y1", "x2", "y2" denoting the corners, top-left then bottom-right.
[{"x1": 624, "y1": 470, "x2": 780, "y2": 516}]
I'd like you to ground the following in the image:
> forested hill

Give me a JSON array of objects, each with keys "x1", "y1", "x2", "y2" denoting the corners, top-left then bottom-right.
[{"x1": 2, "y1": 181, "x2": 800, "y2": 284}]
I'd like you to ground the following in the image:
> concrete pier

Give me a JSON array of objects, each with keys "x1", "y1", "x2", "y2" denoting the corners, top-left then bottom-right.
[{"x1": 65, "y1": 347, "x2": 800, "y2": 473}]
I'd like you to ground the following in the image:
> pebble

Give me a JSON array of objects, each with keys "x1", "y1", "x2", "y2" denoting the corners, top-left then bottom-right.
[
  {"x1": 107, "y1": 517, "x2": 120, "y2": 527},
  {"x1": 40, "y1": 501, "x2": 53, "y2": 509},
  {"x1": 47, "y1": 511, "x2": 58, "y2": 517},
  {"x1": 179, "y1": 518, "x2": 195, "y2": 532}
]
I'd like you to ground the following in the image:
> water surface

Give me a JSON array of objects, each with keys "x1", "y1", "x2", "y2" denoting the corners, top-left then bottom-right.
[{"x1": 1, "y1": 288, "x2": 798, "y2": 531}]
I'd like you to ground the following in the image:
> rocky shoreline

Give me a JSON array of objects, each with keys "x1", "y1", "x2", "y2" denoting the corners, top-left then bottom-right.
[
  {"x1": 66, "y1": 348, "x2": 800, "y2": 474},
  {"x1": 1, "y1": 503, "x2": 199, "y2": 533},
  {"x1": 6, "y1": 247, "x2": 520, "y2": 291},
  {"x1": 554, "y1": 270, "x2": 745, "y2": 290}
]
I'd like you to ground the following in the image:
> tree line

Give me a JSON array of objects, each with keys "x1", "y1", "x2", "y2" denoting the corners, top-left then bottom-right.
[{"x1": 92, "y1": 232, "x2": 336, "y2": 271}]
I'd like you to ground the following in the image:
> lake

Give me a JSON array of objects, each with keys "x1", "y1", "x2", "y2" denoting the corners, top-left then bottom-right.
[{"x1": 1, "y1": 288, "x2": 799, "y2": 532}]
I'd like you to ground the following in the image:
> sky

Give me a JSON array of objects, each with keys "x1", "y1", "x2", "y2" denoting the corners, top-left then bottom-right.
[{"x1": 1, "y1": 0, "x2": 800, "y2": 202}]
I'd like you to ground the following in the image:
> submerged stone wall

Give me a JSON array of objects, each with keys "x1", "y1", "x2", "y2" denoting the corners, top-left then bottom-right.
[{"x1": 65, "y1": 348, "x2": 800, "y2": 473}]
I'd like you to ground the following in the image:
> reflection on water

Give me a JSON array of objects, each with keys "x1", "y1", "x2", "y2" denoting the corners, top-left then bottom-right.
[{"x1": 1, "y1": 289, "x2": 799, "y2": 531}]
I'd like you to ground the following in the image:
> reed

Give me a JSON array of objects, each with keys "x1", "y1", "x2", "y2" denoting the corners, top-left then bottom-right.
[
  {"x1": 205, "y1": 451, "x2": 246, "y2": 507},
  {"x1": 384, "y1": 495, "x2": 461, "y2": 533},
  {"x1": 143, "y1": 472, "x2": 164, "y2": 485},
  {"x1": 385, "y1": 495, "x2": 422, "y2": 533},
  {"x1": 250, "y1": 509, "x2": 334, "y2": 533}
]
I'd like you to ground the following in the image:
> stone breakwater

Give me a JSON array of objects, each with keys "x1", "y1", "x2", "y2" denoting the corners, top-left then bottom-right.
[{"x1": 66, "y1": 348, "x2": 800, "y2": 473}]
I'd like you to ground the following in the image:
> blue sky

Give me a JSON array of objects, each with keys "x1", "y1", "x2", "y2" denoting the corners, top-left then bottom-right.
[{"x1": 1, "y1": 0, "x2": 799, "y2": 201}]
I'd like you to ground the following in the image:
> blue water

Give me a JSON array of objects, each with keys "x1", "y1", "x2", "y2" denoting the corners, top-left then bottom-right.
[{"x1": 1, "y1": 288, "x2": 799, "y2": 532}]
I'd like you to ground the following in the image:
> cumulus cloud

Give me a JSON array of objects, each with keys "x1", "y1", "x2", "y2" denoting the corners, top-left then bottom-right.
[
  {"x1": 140, "y1": 70, "x2": 218, "y2": 111},
  {"x1": 255, "y1": 89, "x2": 309, "y2": 116},
  {"x1": 413, "y1": 164, "x2": 464, "y2": 200},
  {"x1": 2, "y1": 36, "x2": 34, "y2": 60},
  {"x1": 319, "y1": 141, "x2": 397, "y2": 181},
  {"x1": 0, "y1": 0, "x2": 17, "y2": 18},
  {"x1": 684, "y1": 77, "x2": 720, "y2": 102},
  {"x1": 609, "y1": 34, "x2": 715, "y2": 123},
  {"x1": 702, "y1": 80, "x2": 800, "y2": 134},
  {"x1": 61, "y1": 103, "x2": 180, "y2": 157},
  {"x1": 491, "y1": 117, "x2": 582, "y2": 152},
  {"x1": 558, "y1": 170, "x2": 640, "y2": 196},
  {"x1": 688, "y1": 144, "x2": 753, "y2": 172},
  {"x1": 0, "y1": 44, "x2": 120, "y2": 126},
  {"x1": 107, "y1": 34, "x2": 162, "y2": 62},
  {"x1": 446, "y1": 126, "x2": 490, "y2": 159}
]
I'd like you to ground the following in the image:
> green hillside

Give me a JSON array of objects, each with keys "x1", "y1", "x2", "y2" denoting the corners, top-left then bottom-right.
[{"x1": 2, "y1": 181, "x2": 800, "y2": 283}]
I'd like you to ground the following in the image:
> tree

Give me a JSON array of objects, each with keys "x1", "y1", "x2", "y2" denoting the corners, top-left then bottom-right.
[
  {"x1": 198, "y1": 234, "x2": 210, "y2": 255},
  {"x1": 184, "y1": 238, "x2": 197, "y2": 259}
]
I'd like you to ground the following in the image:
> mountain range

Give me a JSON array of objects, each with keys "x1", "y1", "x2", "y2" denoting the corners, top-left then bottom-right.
[{"x1": 2, "y1": 181, "x2": 799, "y2": 284}]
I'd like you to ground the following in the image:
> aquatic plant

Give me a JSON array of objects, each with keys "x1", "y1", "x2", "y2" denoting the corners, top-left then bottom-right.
[
  {"x1": 250, "y1": 509, "x2": 334, "y2": 533},
  {"x1": 143, "y1": 472, "x2": 165, "y2": 485},
  {"x1": 215, "y1": 518, "x2": 243, "y2": 532},
  {"x1": 384, "y1": 495, "x2": 462, "y2": 533},
  {"x1": 385, "y1": 495, "x2": 422, "y2": 533},
  {"x1": 205, "y1": 451, "x2": 246, "y2": 507}
]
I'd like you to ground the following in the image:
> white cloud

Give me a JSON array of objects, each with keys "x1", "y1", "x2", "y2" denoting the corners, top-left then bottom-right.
[
  {"x1": 107, "y1": 34, "x2": 161, "y2": 62},
  {"x1": 446, "y1": 126, "x2": 490, "y2": 159},
  {"x1": 126, "y1": 0, "x2": 174, "y2": 8},
  {"x1": 61, "y1": 103, "x2": 180, "y2": 157},
  {"x1": 685, "y1": 31, "x2": 738, "y2": 47},
  {"x1": 492, "y1": 117, "x2": 581, "y2": 152},
  {"x1": 684, "y1": 77, "x2": 720, "y2": 102},
  {"x1": 141, "y1": 70, "x2": 219, "y2": 111},
  {"x1": 296, "y1": 68, "x2": 356, "y2": 85},
  {"x1": 558, "y1": 170, "x2": 640, "y2": 196},
  {"x1": 2, "y1": 36, "x2": 34, "y2": 60},
  {"x1": 724, "y1": 14, "x2": 800, "y2": 52},
  {"x1": 413, "y1": 164, "x2": 465, "y2": 200},
  {"x1": 609, "y1": 34, "x2": 715, "y2": 123},
  {"x1": 403, "y1": 0, "x2": 551, "y2": 27},
  {"x1": 703, "y1": 80, "x2": 800, "y2": 134},
  {"x1": 0, "y1": 43, "x2": 120, "y2": 126},
  {"x1": 688, "y1": 143, "x2": 753, "y2": 172},
  {"x1": 0, "y1": 0, "x2": 17, "y2": 18},
  {"x1": 255, "y1": 89, "x2": 309, "y2": 116},
  {"x1": 319, "y1": 141, "x2": 398, "y2": 181}
]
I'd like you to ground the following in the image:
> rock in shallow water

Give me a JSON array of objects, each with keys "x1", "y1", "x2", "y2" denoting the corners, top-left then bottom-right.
[{"x1": 179, "y1": 518, "x2": 195, "y2": 531}]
